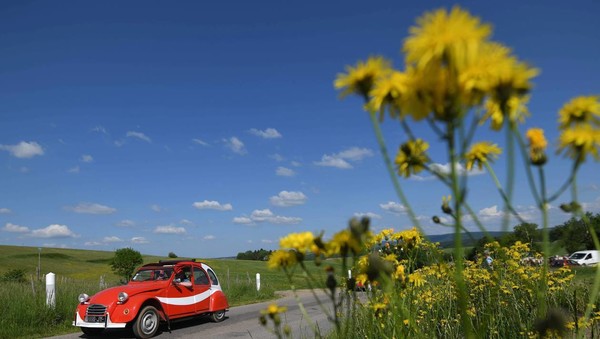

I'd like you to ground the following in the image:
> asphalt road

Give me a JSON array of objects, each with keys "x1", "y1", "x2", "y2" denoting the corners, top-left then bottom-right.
[{"x1": 46, "y1": 290, "x2": 336, "y2": 339}]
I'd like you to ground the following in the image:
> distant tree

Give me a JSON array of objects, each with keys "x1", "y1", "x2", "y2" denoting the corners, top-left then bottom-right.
[
  {"x1": 168, "y1": 252, "x2": 178, "y2": 258},
  {"x1": 236, "y1": 248, "x2": 273, "y2": 260},
  {"x1": 510, "y1": 222, "x2": 541, "y2": 252},
  {"x1": 1, "y1": 268, "x2": 27, "y2": 283},
  {"x1": 549, "y1": 212, "x2": 600, "y2": 253},
  {"x1": 110, "y1": 248, "x2": 143, "y2": 281}
]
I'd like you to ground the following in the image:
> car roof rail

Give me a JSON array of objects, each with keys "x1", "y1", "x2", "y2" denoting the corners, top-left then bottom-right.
[{"x1": 157, "y1": 259, "x2": 197, "y2": 264}]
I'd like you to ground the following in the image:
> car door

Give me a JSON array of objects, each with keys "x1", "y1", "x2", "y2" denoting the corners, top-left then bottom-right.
[
  {"x1": 162, "y1": 264, "x2": 196, "y2": 318},
  {"x1": 192, "y1": 266, "x2": 211, "y2": 313}
]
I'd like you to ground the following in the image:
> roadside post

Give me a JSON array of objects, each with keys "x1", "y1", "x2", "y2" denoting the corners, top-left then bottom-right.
[
  {"x1": 256, "y1": 273, "x2": 261, "y2": 291},
  {"x1": 46, "y1": 272, "x2": 55, "y2": 308}
]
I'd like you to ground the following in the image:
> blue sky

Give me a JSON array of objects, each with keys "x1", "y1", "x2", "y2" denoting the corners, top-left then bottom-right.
[{"x1": 1, "y1": 1, "x2": 598, "y2": 258}]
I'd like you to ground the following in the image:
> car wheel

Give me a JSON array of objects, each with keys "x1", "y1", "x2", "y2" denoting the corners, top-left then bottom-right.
[
  {"x1": 132, "y1": 305, "x2": 160, "y2": 339},
  {"x1": 81, "y1": 327, "x2": 104, "y2": 336},
  {"x1": 209, "y1": 310, "x2": 226, "y2": 322}
]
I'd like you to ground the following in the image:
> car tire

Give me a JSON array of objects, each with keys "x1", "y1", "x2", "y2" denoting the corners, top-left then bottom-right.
[
  {"x1": 132, "y1": 305, "x2": 160, "y2": 339},
  {"x1": 209, "y1": 309, "x2": 226, "y2": 322},
  {"x1": 81, "y1": 327, "x2": 104, "y2": 336}
]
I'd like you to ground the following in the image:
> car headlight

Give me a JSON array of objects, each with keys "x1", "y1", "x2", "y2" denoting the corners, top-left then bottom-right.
[
  {"x1": 78, "y1": 293, "x2": 90, "y2": 303},
  {"x1": 117, "y1": 292, "x2": 129, "y2": 303}
]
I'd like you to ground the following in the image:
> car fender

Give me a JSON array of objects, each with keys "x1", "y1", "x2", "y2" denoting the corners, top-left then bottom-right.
[
  {"x1": 209, "y1": 290, "x2": 229, "y2": 311},
  {"x1": 110, "y1": 295, "x2": 164, "y2": 324}
]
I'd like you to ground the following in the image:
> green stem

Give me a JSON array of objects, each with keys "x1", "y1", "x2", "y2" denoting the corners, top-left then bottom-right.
[
  {"x1": 502, "y1": 122, "x2": 516, "y2": 232},
  {"x1": 284, "y1": 268, "x2": 321, "y2": 337},
  {"x1": 483, "y1": 162, "x2": 528, "y2": 224},
  {"x1": 447, "y1": 120, "x2": 472, "y2": 338},
  {"x1": 547, "y1": 160, "x2": 581, "y2": 203},
  {"x1": 513, "y1": 124, "x2": 542, "y2": 205},
  {"x1": 537, "y1": 166, "x2": 549, "y2": 319},
  {"x1": 368, "y1": 112, "x2": 422, "y2": 231}
]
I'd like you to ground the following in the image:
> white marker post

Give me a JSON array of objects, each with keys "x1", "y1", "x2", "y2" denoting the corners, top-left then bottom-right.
[
  {"x1": 46, "y1": 272, "x2": 56, "y2": 308},
  {"x1": 348, "y1": 269, "x2": 352, "y2": 279},
  {"x1": 256, "y1": 273, "x2": 261, "y2": 291}
]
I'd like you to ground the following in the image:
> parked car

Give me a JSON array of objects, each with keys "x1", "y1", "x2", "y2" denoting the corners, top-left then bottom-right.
[
  {"x1": 568, "y1": 250, "x2": 600, "y2": 266},
  {"x1": 73, "y1": 259, "x2": 229, "y2": 339}
]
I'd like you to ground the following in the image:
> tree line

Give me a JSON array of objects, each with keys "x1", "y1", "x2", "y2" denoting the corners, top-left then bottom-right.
[{"x1": 469, "y1": 212, "x2": 600, "y2": 259}]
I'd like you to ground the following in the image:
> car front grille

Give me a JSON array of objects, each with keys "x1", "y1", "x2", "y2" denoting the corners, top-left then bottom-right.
[{"x1": 85, "y1": 304, "x2": 107, "y2": 323}]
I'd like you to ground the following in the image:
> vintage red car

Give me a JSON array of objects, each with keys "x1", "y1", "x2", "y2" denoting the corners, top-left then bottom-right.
[{"x1": 73, "y1": 259, "x2": 229, "y2": 338}]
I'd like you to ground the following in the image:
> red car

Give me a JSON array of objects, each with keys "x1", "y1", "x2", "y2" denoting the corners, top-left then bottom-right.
[{"x1": 73, "y1": 259, "x2": 229, "y2": 338}]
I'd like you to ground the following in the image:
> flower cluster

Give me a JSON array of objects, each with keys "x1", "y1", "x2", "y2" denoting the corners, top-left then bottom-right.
[{"x1": 554, "y1": 95, "x2": 600, "y2": 164}]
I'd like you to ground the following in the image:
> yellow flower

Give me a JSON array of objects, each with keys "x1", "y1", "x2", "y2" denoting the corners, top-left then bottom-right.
[
  {"x1": 408, "y1": 271, "x2": 426, "y2": 287},
  {"x1": 261, "y1": 303, "x2": 287, "y2": 316},
  {"x1": 327, "y1": 229, "x2": 362, "y2": 256},
  {"x1": 367, "y1": 71, "x2": 410, "y2": 120},
  {"x1": 558, "y1": 95, "x2": 600, "y2": 129},
  {"x1": 267, "y1": 250, "x2": 297, "y2": 269},
  {"x1": 393, "y1": 264, "x2": 406, "y2": 281},
  {"x1": 459, "y1": 42, "x2": 513, "y2": 104},
  {"x1": 334, "y1": 56, "x2": 392, "y2": 99},
  {"x1": 482, "y1": 95, "x2": 530, "y2": 130},
  {"x1": 464, "y1": 141, "x2": 502, "y2": 171},
  {"x1": 403, "y1": 6, "x2": 491, "y2": 72},
  {"x1": 526, "y1": 128, "x2": 547, "y2": 165},
  {"x1": 279, "y1": 232, "x2": 315, "y2": 253},
  {"x1": 395, "y1": 139, "x2": 430, "y2": 177},
  {"x1": 558, "y1": 125, "x2": 600, "y2": 162}
]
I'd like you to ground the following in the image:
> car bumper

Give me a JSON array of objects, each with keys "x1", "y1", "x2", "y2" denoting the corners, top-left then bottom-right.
[{"x1": 73, "y1": 311, "x2": 127, "y2": 329}]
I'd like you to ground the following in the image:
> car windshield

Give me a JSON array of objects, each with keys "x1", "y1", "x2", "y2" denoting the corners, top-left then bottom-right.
[
  {"x1": 569, "y1": 253, "x2": 586, "y2": 260},
  {"x1": 132, "y1": 268, "x2": 174, "y2": 282}
]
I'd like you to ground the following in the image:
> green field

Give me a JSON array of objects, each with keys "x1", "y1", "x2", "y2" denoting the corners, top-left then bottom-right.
[{"x1": 0, "y1": 245, "x2": 343, "y2": 339}]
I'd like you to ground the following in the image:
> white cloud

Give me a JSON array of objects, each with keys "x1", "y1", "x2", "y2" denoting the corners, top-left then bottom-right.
[
  {"x1": 103, "y1": 236, "x2": 124, "y2": 243},
  {"x1": 0, "y1": 208, "x2": 11, "y2": 214},
  {"x1": 270, "y1": 191, "x2": 307, "y2": 207},
  {"x1": 131, "y1": 237, "x2": 149, "y2": 244},
  {"x1": 180, "y1": 219, "x2": 193, "y2": 225},
  {"x1": 84, "y1": 241, "x2": 102, "y2": 246},
  {"x1": 203, "y1": 235, "x2": 216, "y2": 240},
  {"x1": 116, "y1": 219, "x2": 135, "y2": 227},
  {"x1": 236, "y1": 209, "x2": 302, "y2": 225},
  {"x1": 30, "y1": 224, "x2": 77, "y2": 238},
  {"x1": 192, "y1": 138, "x2": 209, "y2": 146},
  {"x1": 337, "y1": 147, "x2": 374, "y2": 161},
  {"x1": 3, "y1": 222, "x2": 30, "y2": 233},
  {"x1": 291, "y1": 161, "x2": 301, "y2": 167},
  {"x1": 270, "y1": 154, "x2": 285, "y2": 162},
  {"x1": 233, "y1": 216, "x2": 254, "y2": 225},
  {"x1": 0, "y1": 141, "x2": 44, "y2": 158},
  {"x1": 68, "y1": 166, "x2": 80, "y2": 173},
  {"x1": 354, "y1": 212, "x2": 382, "y2": 219},
  {"x1": 154, "y1": 225, "x2": 187, "y2": 235},
  {"x1": 126, "y1": 131, "x2": 152, "y2": 143},
  {"x1": 224, "y1": 137, "x2": 247, "y2": 155},
  {"x1": 429, "y1": 162, "x2": 484, "y2": 177},
  {"x1": 91, "y1": 126, "x2": 107, "y2": 134},
  {"x1": 380, "y1": 201, "x2": 408, "y2": 214},
  {"x1": 261, "y1": 239, "x2": 274, "y2": 244},
  {"x1": 276, "y1": 166, "x2": 296, "y2": 177},
  {"x1": 66, "y1": 203, "x2": 116, "y2": 214},
  {"x1": 314, "y1": 155, "x2": 352, "y2": 169},
  {"x1": 193, "y1": 200, "x2": 233, "y2": 211},
  {"x1": 315, "y1": 147, "x2": 373, "y2": 169},
  {"x1": 478, "y1": 205, "x2": 504, "y2": 220},
  {"x1": 249, "y1": 128, "x2": 282, "y2": 139},
  {"x1": 81, "y1": 154, "x2": 94, "y2": 163},
  {"x1": 268, "y1": 215, "x2": 303, "y2": 224},
  {"x1": 582, "y1": 197, "x2": 600, "y2": 212},
  {"x1": 151, "y1": 204, "x2": 162, "y2": 212}
]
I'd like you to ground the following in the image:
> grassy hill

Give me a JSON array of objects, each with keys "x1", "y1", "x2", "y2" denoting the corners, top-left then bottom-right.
[{"x1": 0, "y1": 244, "x2": 343, "y2": 291}]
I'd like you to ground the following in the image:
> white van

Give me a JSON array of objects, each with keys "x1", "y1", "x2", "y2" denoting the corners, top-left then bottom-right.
[{"x1": 568, "y1": 250, "x2": 600, "y2": 266}]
